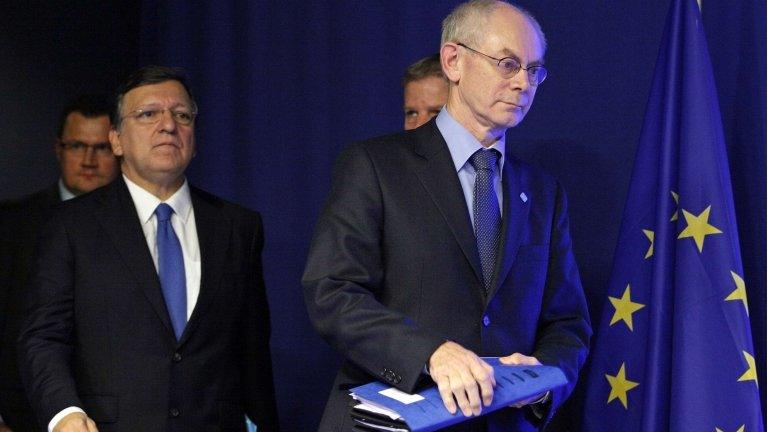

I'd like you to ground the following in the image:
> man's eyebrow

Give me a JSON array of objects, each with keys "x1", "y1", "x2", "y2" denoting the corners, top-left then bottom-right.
[{"x1": 498, "y1": 49, "x2": 545, "y2": 66}]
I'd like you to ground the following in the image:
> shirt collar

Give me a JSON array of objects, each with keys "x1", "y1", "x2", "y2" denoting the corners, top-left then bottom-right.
[
  {"x1": 435, "y1": 106, "x2": 505, "y2": 173},
  {"x1": 123, "y1": 174, "x2": 193, "y2": 225},
  {"x1": 58, "y1": 178, "x2": 77, "y2": 201}
]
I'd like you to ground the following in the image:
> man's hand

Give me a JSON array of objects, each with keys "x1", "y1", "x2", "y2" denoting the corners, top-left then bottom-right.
[
  {"x1": 500, "y1": 352, "x2": 547, "y2": 408},
  {"x1": 53, "y1": 412, "x2": 98, "y2": 432},
  {"x1": 428, "y1": 341, "x2": 496, "y2": 417},
  {"x1": 0, "y1": 423, "x2": 13, "y2": 432}
]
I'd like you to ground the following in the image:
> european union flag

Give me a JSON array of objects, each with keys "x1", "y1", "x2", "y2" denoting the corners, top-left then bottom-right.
[{"x1": 581, "y1": 0, "x2": 764, "y2": 430}]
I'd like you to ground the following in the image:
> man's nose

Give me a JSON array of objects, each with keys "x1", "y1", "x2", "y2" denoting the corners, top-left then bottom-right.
[
  {"x1": 81, "y1": 146, "x2": 98, "y2": 166},
  {"x1": 509, "y1": 68, "x2": 531, "y2": 92},
  {"x1": 158, "y1": 109, "x2": 178, "y2": 132}
]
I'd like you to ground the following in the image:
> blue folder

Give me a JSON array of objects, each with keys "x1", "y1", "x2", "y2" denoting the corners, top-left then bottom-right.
[{"x1": 350, "y1": 359, "x2": 567, "y2": 432}]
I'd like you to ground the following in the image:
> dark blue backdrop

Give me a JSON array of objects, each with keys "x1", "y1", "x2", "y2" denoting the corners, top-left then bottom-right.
[{"x1": 140, "y1": 1, "x2": 765, "y2": 430}]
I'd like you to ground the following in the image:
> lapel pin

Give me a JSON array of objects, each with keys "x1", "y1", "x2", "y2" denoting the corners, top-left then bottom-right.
[{"x1": 520, "y1": 192, "x2": 528, "y2": 203}]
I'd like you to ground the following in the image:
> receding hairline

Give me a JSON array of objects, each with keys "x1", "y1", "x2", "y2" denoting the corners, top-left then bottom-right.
[{"x1": 441, "y1": 1, "x2": 547, "y2": 54}]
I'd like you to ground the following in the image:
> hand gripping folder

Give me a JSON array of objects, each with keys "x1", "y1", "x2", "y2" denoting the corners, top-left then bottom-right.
[{"x1": 349, "y1": 359, "x2": 567, "y2": 432}]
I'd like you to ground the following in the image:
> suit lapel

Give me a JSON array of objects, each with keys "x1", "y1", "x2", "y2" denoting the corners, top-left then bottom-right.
[
  {"x1": 487, "y1": 158, "x2": 529, "y2": 302},
  {"x1": 413, "y1": 122, "x2": 483, "y2": 284},
  {"x1": 95, "y1": 179, "x2": 175, "y2": 339},
  {"x1": 179, "y1": 188, "x2": 229, "y2": 346}
]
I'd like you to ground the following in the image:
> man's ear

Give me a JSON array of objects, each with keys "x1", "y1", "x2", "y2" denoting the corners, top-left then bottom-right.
[
  {"x1": 440, "y1": 43, "x2": 461, "y2": 83},
  {"x1": 109, "y1": 127, "x2": 123, "y2": 157}
]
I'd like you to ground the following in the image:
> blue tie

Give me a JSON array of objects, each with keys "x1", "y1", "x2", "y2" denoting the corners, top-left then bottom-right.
[
  {"x1": 470, "y1": 149, "x2": 502, "y2": 294},
  {"x1": 155, "y1": 203, "x2": 187, "y2": 340}
]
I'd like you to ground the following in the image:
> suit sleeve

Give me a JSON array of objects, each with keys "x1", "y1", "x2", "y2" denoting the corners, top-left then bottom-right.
[
  {"x1": 242, "y1": 213, "x2": 280, "y2": 431},
  {"x1": 302, "y1": 143, "x2": 445, "y2": 393},
  {"x1": 17, "y1": 211, "x2": 83, "y2": 427},
  {"x1": 530, "y1": 181, "x2": 592, "y2": 424}
]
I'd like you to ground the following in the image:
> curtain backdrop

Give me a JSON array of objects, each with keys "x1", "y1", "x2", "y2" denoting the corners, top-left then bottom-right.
[{"x1": 139, "y1": 1, "x2": 765, "y2": 430}]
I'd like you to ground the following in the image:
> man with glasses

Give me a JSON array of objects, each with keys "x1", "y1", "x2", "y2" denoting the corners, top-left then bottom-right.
[
  {"x1": 0, "y1": 94, "x2": 117, "y2": 432},
  {"x1": 304, "y1": 1, "x2": 590, "y2": 431},
  {"x1": 18, "y1": 66, "x2": 279, "y2": 432}
]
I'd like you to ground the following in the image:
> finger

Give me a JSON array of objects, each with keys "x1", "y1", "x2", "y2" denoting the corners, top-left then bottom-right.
[
  {"x1": 86, "y1": 417, "x2": 99, "y2": 432},
  {"x1": 463, "y1": 376, "x2": 482, "y2": 416},
  {"x1": 501, "y1": 352, "x2": 540, "y2": 365},
  {"x1": 435, "y1": 374, "x2": 457, "y2": 414},
  {"x1": 450, "y1": 372, "x2": 473, "y2": 417},
  {"x1": 470, "y1": 359, "x2": 495, "y2": 406},
  {"x1": 499, "y1": 353, "x2": 517, "y2": 365},
  {"x1": 479, "y1": 357, "x2": 495, "y2": 381}
]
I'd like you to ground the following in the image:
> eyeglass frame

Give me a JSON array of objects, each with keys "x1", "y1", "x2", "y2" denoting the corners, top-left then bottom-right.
[
  {"x1": 58, "y1": 140, "x2": 114, "y2": 157},
  {"x1": 120, "y1": 106, "x2": 198, "y2": 126},
  {"x1": 456, "y1": 43, "x2": 548, "y2": 86}
]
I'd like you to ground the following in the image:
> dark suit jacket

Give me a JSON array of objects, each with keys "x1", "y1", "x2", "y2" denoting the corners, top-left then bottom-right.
[
  {"x1": 0, "y1": 184, "x2": 60, "y2": 431},
  {"x1": 302, "y1": 120, "x2": 591, "y2": 432},
  {"x1": 18, "y1": 178, "x2": 279, "y2": 432}
]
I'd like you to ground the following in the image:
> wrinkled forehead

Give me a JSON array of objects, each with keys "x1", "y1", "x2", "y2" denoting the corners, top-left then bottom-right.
[{"x1": 123, "y1": 80, "x2": 194, "y2": 109}]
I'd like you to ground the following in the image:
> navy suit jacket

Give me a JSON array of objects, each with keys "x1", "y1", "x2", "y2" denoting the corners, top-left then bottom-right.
[
  {"x1": 18, "y1": 178, "x2": 279, "y2": 432},
  {"x1": 303, "y1": 119, "x2": 591, "y2": 431}
]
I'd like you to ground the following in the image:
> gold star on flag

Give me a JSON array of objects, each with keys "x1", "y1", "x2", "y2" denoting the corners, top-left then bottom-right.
[
  {"x1": 725, "y1": 271, "x2": 749, "y2": 315},
  {"x1": 677, "y1": 205, "x2": 722, "y2": 252},
  {"x1": 609, "y1": 285, "x2": 645, "y2": 331},
  {"x1": 643, "y1": 229, "x2": 654, "y2": 259},
  {"x1": 670, "y1": 191, "x2": 680, "y2": 221},
  {"x1": 606, "y1": 362, "x2": 639, "y2": 409},
  {"x1": 716, "y1": 426, "x2": 745, "y2": 432},
  {"x1": 738, "y1": 351, "x2": 757, "y2": 384}
]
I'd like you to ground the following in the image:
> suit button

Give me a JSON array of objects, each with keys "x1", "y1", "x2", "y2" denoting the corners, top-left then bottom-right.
[
  {"x1": 483, "y1": 315, "x2": 491, "y2": 327},
  {"x1": 172, "y1": 352, "x2": 182, "y2": 362},
  {"x1": 169, "y1": 408, "x2": 180, "y2": 417}
]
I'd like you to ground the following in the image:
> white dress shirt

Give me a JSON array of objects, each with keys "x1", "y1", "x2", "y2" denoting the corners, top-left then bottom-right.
[
  {"x1": 58, "y1": 179, "x2": 77, "y2": 201},
  {"x1": 48, "y1": 175, "x2": 201, "y2": 432}
]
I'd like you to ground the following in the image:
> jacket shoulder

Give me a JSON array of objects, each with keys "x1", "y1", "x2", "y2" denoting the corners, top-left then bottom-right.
[{"x1": 190, "y1": 186, "x2": 261, "y2": 222}]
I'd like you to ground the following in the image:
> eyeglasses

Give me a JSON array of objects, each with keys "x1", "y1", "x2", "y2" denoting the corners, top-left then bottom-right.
[
  {"x1": 457, "y1": 43, "x2": 548, "y2": 86},
  {"x1": 122, "y1": 107, "x2": 197, "y2": 126},
  {"x1": 59, "y1": 141, "x2": 113, "y2": 157}
]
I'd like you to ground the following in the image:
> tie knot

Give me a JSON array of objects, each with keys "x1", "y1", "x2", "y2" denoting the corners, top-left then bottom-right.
[
  {"x1": 155, "y1": 203, "x2": 174, "y2": 222},
  {"x1": 469, "y1": 149, "x2": 500, "y2": 173}
]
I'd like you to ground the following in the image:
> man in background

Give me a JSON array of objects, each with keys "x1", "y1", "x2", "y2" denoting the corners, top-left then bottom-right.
[
  {"x1": 0, "y1": 95, "x2": 117, "y2": 432},
  {"x1": 402, "y1": 53, "x2": 449, "y2": 130}
]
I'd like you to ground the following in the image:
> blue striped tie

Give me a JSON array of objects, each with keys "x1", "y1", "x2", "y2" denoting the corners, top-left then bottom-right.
[
  {"x1": 469, "y1": 149, "x2": 502, "y2": 294},
  {"x1": 155, "y1": 203, "x2": 187, "y2": 340}
]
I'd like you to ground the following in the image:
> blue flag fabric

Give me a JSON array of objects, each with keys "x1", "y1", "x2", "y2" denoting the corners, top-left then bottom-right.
[{"x1": 581, "y1": 0, "x2": 764, "y2": 431}]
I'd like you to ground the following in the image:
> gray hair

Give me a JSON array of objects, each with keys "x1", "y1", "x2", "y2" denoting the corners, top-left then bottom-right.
[{"x1": 441, "y1": 0, "x2": 547, "y2": 54}]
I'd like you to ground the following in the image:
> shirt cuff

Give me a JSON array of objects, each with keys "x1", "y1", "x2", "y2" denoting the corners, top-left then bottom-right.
[
  {"x1": 49, "y1": 407, "x2": 85, "y2": 432},
  {"x1": 528, "y1": 391, "x2": 551, "y2": 419},
  {"x1": 533, "y1": 391, "x2": 550, "y2": 405}
]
